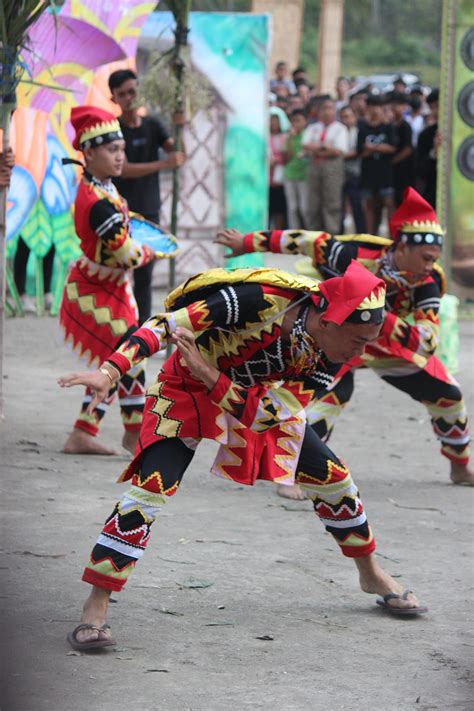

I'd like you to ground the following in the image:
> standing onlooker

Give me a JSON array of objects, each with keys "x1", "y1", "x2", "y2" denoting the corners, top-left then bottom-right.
[
  {"x1": 390, "y1": 92, "x2": 415, "y2": 206},
  {"x1": 349, "y1": 89, "x2": 368, "y2": 124},
  {"x1": 407, "y1": 96, "x2": 424, "y2": 147},
  {"x1": 416, "y1": 89, "x2": 439, "y2": 208},
  {"x1": 282, "y1": 109, "x2": 309, "y2": 229},
  {"x1": 335, "y1": 76, "x2": 350, "y2": 113},
  {"x1": 292, "y1": 66, "x2": 308, "y2": 85},
  {"x1": 269, "y1": 107, "x2": 290, "y2": 229},
  {"x1": 393, "y1": 75, "x2": 407, "y2": 94},
  {"x1": 302, "y1": 98, "x2": 349, "y2": 233},
  {"x1": 109, "y1": 69, "x2": 185, "y2": 324},
  {"x1": 339, "y1": 104, "x2": 366, "y2": 233},
  {"x1": 295, "y1": 80, "x2": 311, "y2": 106},
  {"x1": 270, "y1": 61, "x2": 296, "y2": 95},
  {"x1": 357, "y1": 94, "x2": 396, "y2": 234}
]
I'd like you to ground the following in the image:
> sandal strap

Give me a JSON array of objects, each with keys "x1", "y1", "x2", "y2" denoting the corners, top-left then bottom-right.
[{"x1": 382, "y1": 589, "x2": 413, "y2": 603}]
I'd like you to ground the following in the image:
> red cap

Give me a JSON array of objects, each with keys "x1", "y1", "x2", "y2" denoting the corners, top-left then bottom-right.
[
  {"x1": 314, "y1": 260, "x2": 386, "y2": 325},
  {"x1": 389, "y1": 187, "x2": 443, "y2": 245},
  {"x1": 70, "y1": 106, "x2": 123, "y2": 150}
]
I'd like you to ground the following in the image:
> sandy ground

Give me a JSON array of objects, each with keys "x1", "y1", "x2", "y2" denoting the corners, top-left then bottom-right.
[{"x1": 1, "y1": 267, "x2": 473, "y2": 711}]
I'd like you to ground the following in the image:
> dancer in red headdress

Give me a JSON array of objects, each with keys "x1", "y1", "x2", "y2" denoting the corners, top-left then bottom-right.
[
  {"x1": 217, "y1": 187, "x2": 472, "y2": 487},
  {"x1": 59, "y1": 260, "x2": 427, "y2": 649},
  {"x1": 59, "y1": 106, "x2": 163, "y2": 456}
]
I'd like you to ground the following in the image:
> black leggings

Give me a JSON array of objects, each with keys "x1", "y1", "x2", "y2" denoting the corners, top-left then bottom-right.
[{"x1": 13, "y1": 237, "x2": 54, "y2": 295}]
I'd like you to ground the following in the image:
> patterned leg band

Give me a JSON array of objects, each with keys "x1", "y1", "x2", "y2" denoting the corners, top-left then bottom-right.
[
  {"x1": 297, "y1": 462, "x2": 376, "y2": 558},
  {"x1": 82, "y1": 486, "x2": 166, "y2": 592}
]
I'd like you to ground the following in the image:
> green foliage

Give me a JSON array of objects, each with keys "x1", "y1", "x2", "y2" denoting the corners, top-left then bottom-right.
[
  {"x1": 298, "y1": 0, "x2": 442, "y2": 83},
  {"x1": 344, "y1": 35, "x2": 440, "y2": 69},
  {"x1": 140, "y1": 49, "x2": 213, "y2": 121}
]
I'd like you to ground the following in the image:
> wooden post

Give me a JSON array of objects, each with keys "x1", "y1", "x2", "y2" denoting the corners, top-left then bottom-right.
[
  {"x1": 317, "y1": 0, "x2": 344, "y2": 95},
  {"x1": 252, "y1": 0, "x2": 305, "y2": 71}
]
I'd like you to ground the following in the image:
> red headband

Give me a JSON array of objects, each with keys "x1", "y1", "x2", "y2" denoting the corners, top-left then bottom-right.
[{"x1": 312, "y1": 260, "x2": 386, "y2": 325}]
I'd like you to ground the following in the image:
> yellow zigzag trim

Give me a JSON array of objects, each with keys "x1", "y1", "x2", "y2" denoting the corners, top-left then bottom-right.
[{"x1": 66, "y1": 282, "x2": 128, "y2": 336}]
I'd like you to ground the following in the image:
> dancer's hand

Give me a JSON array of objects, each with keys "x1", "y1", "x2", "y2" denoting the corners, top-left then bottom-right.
[
  {"x1": 58, "y1": 370, "x2": 111, "y2": 413},
  {"x1": 171, "y1": 327, "x2": 219, "y2": 389},
  {"x1": 214, "y1": 228, "x2": 246, "y2": 257}
]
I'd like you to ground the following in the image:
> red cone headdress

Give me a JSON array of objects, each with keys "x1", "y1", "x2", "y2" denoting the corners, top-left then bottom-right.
[
  {"x1": 70, "y1": 106, "x2": 123, "y2": 151},
  {"x1": 389, "y1": 187, "x2": 443, "y2": 247}
]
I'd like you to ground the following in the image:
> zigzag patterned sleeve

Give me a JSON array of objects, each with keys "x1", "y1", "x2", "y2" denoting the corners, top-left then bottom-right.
[
  {"x1": 89, "y1": 199, "x2": 155, "y2": 270},
  {"x1": 105, "y1": 283, "x2": 265, "y2": 375},
  {"x1": 242, "y1": 229, "x2": 357, "y2": 277},
  {"x1": 381, "y1": 276, "x2": 441, "y2": 357},
  {"x1": 208, "y1": 375, "x2": 316, "y2": 432}
]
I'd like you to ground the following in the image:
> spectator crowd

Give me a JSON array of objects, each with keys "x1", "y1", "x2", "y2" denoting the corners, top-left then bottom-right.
[{"x1": 269, "y1": 60, "x2": 440, "y2": 235}]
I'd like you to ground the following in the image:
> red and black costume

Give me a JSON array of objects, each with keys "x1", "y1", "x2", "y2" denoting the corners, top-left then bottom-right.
[
  {"x1": 241, "y1": 188, "x2": 470, "y2": 467},
  {"x1": 80, "y1": 264, "x2": 387, "y2": 592},
  {"x1": 59, "y1": 107, "x2": 155, "y2": 436}
]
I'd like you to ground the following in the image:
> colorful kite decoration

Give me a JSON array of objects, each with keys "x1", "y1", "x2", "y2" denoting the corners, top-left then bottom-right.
[{"x1": 6, "y1": 0, "x2": 156, "y2": 315}]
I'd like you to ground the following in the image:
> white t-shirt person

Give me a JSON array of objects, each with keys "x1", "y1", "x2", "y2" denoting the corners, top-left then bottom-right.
[{"x1": 302, "y1": 120, "x2": 349, "y2": 163}]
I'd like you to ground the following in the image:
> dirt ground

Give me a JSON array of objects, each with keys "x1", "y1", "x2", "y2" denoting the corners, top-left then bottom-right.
[{"x1": 1, "y1": 268, "x2": 473, "y2": 711}]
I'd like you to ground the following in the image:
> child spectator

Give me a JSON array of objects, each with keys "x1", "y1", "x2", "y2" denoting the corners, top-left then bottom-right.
[
  {"x1": 390, "y1": 92, "x2": 415, "y2": 206},
  {"x1": 339, "y1": 104, "x2": 366, "y2": 232},
  {"x1": 302, "y1": 97, "x2": 349, "y2": 233},
  {"x1": 292, "y1": 66, "x2": 308, "y2": 85},
  {"x1": 283, "y1": 109, "x2": 309, "y2": 229},
  {"x1": 270, "y1": 61, "x2": 296, "y2": 94},
  {"x1": 269, "y1": 107, "x2": 290, "y2": 228},
  {"x1": 393, "y1": 75, "x2": 407, "y2": 94},
  {"x1": 357, "y1": 94, "x2": 396, "y2": 233},
  {"x1": 349, "y1": 89, "x2": 368, "y2": 124},
  {"x1": 335, "y1": 76, "x2": 350, "y2": 112}
]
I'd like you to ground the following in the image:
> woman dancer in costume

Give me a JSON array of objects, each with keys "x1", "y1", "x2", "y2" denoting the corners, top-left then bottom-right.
[
  {"x1": 216, "y1": 187, "x2": 473, "y2": 496},
  {"x1": 60, "y1": 106, "x2": 165, "y2": 455},
  {"x1": 59, "y1": 260, "x2": 427, "y2": 650}
]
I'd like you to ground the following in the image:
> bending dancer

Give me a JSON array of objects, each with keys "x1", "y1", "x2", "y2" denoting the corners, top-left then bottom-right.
[
  {"x1": 59, "y1": 106, "x2": 162, "y2": 456},
  {"x1": 59, "y1": 262, "x2": 428, "y2": 650},
  {"x1": 217, "y1": 187, "x2": 472, "y2": 493}
]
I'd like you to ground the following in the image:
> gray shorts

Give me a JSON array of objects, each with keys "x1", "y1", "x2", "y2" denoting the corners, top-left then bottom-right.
[{"x1": 361, "y1": 186, "x2": 395, "y2": 201}]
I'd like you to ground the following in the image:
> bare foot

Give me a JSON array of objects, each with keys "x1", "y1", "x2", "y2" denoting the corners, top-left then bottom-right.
[
  {"x1": 74, "y1": 586, "x2": 112, "y2": 646},
  {"x1": 63, "y1": 428, "x2": 119, "y2": 455},
  {"x1": 355, "y1": 554, "x2": 423, "y2": 611},
  {"x1": 122, "y1": 430, "x2": 139, "y2": 455},
  {"x1": 450, "y1": 462, "x2": 474, "y2": 486},
  {"x1": 277, "y1": 484, "x2": 307, "y2": 501}
]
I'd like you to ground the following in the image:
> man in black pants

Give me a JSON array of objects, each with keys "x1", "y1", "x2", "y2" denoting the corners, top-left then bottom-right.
[{"x1": 109, "y1": 69, "x2": 185, "y2": 323}]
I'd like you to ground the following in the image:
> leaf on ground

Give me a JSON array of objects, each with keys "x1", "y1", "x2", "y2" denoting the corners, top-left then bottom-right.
[
  {"x1": 157, "y1": 607, "x2": 184, "y2": 616},
  {"x1": 178, "y1": 538, "x2": 190, "y2": 544},
  {"x1": 204, "y1": 622, "x2": 234, "y2": 627},
  {"x1": 177, "y1": 577, "x2": 214, "y2": 590},
  {"x1": 145, "y1": 669, "x2": 169, "y2": 673},
  {"x1": 157, "y1": 555, "x2": 195, "y2": 565},
  {"x1": 66, "y1": 651, "x2": 81, "y2": 656},
  {"x1": 195, "y1": 539, "x2": 242, "y2": 546},
  {"x1": 256, "y1": 635, "x2": 274, "y2": 641},
  {"x1": 375, "y1": 552, "x2": 401, "y2": 564},
  {"x1": 17, "y1": 439, "x2": 39, "y2": 446},
  {"x1": 280, "y1": 504, "x2": 311, "y2": 512},
  {"x1": 13, "y1": 551, "x2": 66, "y2": 558},
  {"x1": 387, "y1": 498, "x2": 444, "y2": 514},
  {"x1": 116, "y1": 656, "x2": 133, "y2": 661}
]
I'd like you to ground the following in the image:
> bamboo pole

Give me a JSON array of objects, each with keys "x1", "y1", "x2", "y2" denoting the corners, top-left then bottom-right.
[{"x1": 0, "y1": 101, "x2": 14, "y2": 418}]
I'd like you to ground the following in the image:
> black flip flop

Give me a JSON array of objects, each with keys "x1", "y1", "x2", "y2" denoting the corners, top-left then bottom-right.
[
  {"x1": 67, "y1": 623, "x2": 116, "y2": 650},
  {"x1": 376, "y1": 589, "x2": 428, "y2": 616}
]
